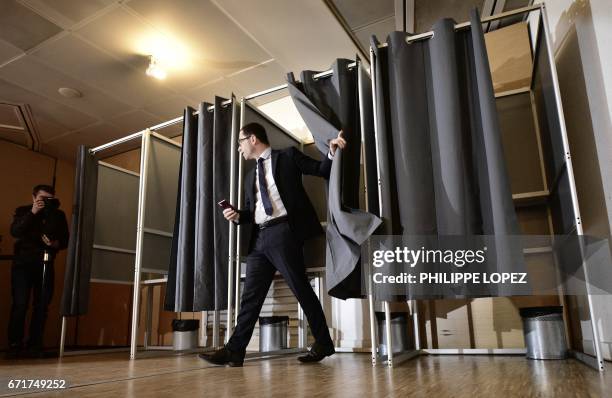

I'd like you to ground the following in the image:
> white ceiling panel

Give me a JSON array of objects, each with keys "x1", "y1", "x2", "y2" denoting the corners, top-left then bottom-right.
[
  {"x1": 0, "y1": 38, "x2": 23, "y2": 65},
  {"x1": 33, "y1": 116, "x2": 70, "y2": 142},
  {"x1": 227, "y1": 60, "x2": 288, "y2": 106},
  {"x1": 109, "y1": 109, "x2": 164, "y2": 136},
  {"x1": 0, "y1": 55, "x2": 133, "y2": 120},
  {"x1": 19, "y1": 0, "x2": 116, "y2": 29},
  {"x1": 125, "y1": 0, "x2": 272, "y2": 91},
  {"x1": 143, "y1": 95, "x2": 195, "y2": 120},
  {"x1": 332, "y1": 0, "x2": 395, "y2": 30},
  {"x1": 0, "y1": 0, "x2": 63, "y2": 51},
  {"x1": 43, "y1": 121, "x2": 120, "y2": 159},
  {"x1": 32, "y1": 33, "x2": 176, "y2": 108},
  {"x1": 1, "y1": 0, "x2": 379, "y2": 160},
  {"x1": 214, "y1": 0, "x2": 361, "y2": 74},
  {"x1": 0, "y1": 79, "x2": 96, "y2": 133},
  {"x1": 76, "y1": 4, "x2": 262, "y2": 93},
  {"x1": 186, "y1": 77, "x2": 244, "y2": 105},
  {"x1": 75, "y1": 6, "x2": 213, "y2": 87},
  {"x1": 354, "y1": 16, "x2": 396, "y2": 49}
]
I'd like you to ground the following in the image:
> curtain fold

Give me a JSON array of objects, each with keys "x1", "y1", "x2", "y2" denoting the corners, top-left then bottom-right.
[
  {"x1": 288, "y1": 59, "x2": 381, "y2": 299},
  {"x1": 166, "y1": 99, "x2": 233, "y2": 312},
  {"x1": 212, "y1": 96, "x2": 232, "y2": 310},
  {"x1": 326, "y1": 148, "x2": 382, "y2": 298},
  {"x1": 61, "y1": 145, "x2": 98, "y2": 316},
  {"x1": 165, "y1": 106, "x2": 198, "y2": 311},
  {"x1": 466, "y1": 9, "x2": 523, "y2": 295},
  {"x1": 193, "y1": 102, "x2": 215, "y2": 310}
]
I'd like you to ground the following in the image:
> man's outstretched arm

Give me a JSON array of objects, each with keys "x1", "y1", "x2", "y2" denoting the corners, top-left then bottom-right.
[{"x1": 293, "y1": 130, "x2": 346, "y2": 179}]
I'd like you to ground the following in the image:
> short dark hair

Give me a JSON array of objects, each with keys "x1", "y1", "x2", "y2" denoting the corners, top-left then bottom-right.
[
  {"x1": 241, "y1": 122, "x2": 269, "y2": 145},
  {"x1": 33, "y1": 184, "x2": 55, "y2": 196}
]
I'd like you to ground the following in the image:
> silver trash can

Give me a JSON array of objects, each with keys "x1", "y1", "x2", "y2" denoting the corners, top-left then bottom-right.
[
  {"x1": 172, "y1": 319, "x2": 199, "y2": 351},
  {"x1": 259, "y1": 316, "x2": 288, "y2": 352},
  {"x1": 376, "y1": 312, "x2": 409, "y2": 356},
  {"x1": 520, "y1": 306, "x2": 568, "y2": 359}
]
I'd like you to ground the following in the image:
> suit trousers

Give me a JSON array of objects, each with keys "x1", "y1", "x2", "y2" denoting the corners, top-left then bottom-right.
[
  {"x1": 8, "y1": 258, "x2": 54, "y2": 348},
  {"x1": 226, "y1": 221, "x2": 333, "y2": 351}
]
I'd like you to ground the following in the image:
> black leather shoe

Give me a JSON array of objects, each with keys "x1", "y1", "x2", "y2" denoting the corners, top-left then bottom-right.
[
  {"x1": 198, "y1": 346, "x2": 245, "y2": 367},
  {"x1": 297, "y1": 342, "x2": 335, "y2": 363}
]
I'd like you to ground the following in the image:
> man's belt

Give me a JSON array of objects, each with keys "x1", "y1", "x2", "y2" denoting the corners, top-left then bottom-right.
[{"x1": 257, "y1": 216, "x2": 289, "y2": 230}]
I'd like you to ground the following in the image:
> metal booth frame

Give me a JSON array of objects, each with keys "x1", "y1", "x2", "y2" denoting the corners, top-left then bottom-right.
[
  {"x1": 367, "y1": 2, "x2": 605, "y2": 371},
  {"x1": 57, "y1": 64, "x2": 358, "y2": 360}
]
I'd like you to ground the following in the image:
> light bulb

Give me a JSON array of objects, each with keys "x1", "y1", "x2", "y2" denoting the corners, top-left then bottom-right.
[{"x1": 146, "y1": 56, "x2": 167, "y2": 80}]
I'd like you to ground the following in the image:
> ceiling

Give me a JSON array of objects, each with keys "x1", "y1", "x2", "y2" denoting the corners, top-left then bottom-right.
[
  {"x1": 0, "y1": 0, "x2": 529, "y2": 161},
  {"x1": 0, "y1": 0, "x2": 362, "y2": 160}
]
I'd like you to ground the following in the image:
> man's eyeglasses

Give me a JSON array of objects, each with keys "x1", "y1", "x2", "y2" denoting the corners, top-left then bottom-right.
[{"x1": 237, "y1": 135, "x2": 252, "y2": 144}]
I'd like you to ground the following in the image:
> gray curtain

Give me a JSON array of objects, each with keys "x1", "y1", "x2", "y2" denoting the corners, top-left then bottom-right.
[
  {"x1": 193, "y1": 102, "x2": 215, "y2": 309},
  {"x1": 288, "y1": 59, "x2": 382, "y2": 299},
  {"x1": 371, "y1": 9, "x2": 522, "y2": 300},
  {"x1": 166, "y1": 98, "x2": 233, "y2": 311},
  {"x1": 165, "y1": 106, "x2": 198, "y2": 311},
  {"x1": 61, "y1": 145, "x2": 98, "y2": 316},
  {"x1": 212, "y1": 97, "x2": 232, "y2": 310}
]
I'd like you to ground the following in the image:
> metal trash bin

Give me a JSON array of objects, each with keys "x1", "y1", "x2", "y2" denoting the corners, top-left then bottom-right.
[
  {"x1": 375, "y1": 312, "x2": 409, "y2": 356},
  {"x1": 259, "y1": 316, "x2": 288, "y2": 352},
  {"x1": 520, "y1": 306, "x2": 568, "y2": 359},
  {"x1": 172, "y1": 319, "x2": 199, "y2": 351}
]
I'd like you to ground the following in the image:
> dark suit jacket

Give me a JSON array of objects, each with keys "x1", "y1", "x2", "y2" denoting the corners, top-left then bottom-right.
[
  {"x1": 11, "y1": 204, "x2": 69, "y2": 263},
  {"x1": 237, "y1": 147, "x2": 332, "y2": 251}
]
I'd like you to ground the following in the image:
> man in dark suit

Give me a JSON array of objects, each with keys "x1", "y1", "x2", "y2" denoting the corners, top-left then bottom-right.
[{"x1": 200, "y1": 122, "x2": 345, "y2": 367}]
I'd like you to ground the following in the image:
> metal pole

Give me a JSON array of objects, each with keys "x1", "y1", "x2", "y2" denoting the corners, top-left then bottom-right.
[
  {"x1": 412, "y1": 300, "x2": 421, "y2": 350},
  {"x1": 376, "y1": 3, "x2": 543, "y2": 48},
  {"x1": 90, "y1": 68, "x2": 350, "y2": 157},
  {"x1": 358, "y1": 56, "x2": 379, "y2": 365},
  {"x1": 90, "y1": 116, "x2": 183, "y2": 154},
  {"x1": 59, "y1": 316, "x2": 67, "y2": 358},
  {"x1": 212, "y1": 310, "x2": 220, "y2": 348},
  {"x1": 298, "y1": 305, "x2": 307, "y2": 349},
  {"x1": 384, "y1": 301, "x2": 393, "y2": 367},
  {"x1": 234, "y1": 98, "x2": 249, "y2": 328},
  {"x1": 226, "y1": 97, "x2": 239, "y2": 342},
  {"x1": 540, "y1": 4, "x2": 604, "y2": 371},
  {"x1": 200, "y1": 311, "x2": 207, "y2": 346},
  {"x1": 312, "y1": 62, "x2": 357, "y2": 80},
  {"x1": 244, "y1": 84, "x2": 288, "y2": 101},
  {"x1": 129, "y1": 129, "x2": 152, "y2": 359},
  {"x1": 144, "y1": 285, "x2": 153, "y2": 349},
  {"x1": 369, "y1": 43, "x2": 391, "y2": 366}
]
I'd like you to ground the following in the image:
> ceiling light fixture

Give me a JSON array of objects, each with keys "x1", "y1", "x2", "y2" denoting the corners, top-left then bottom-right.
[
  {"x1": 58, "y1": 87, "x2": 82, "y2": 98},
  {"x1": 146, "y1": 55, "x2": 167, "y2": 80}
]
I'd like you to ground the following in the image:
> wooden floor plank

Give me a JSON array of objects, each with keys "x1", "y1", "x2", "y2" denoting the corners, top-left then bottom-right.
[{"x1": 1, "y1": 353, "x2": 610, "y2": 397}]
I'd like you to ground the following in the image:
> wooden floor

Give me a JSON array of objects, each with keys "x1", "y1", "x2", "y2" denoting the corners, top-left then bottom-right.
[{"x1": 1, "y1": 352, "x2": 611, "y2": 397}]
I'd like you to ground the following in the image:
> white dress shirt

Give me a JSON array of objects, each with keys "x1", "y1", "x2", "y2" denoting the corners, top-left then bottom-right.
[{"x1": 254, "y1": 147, "x2": 288, "y2": 225}]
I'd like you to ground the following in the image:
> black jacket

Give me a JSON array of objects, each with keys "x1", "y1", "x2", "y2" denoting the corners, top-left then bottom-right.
[
  {"x1": 237, "y1": 147, "x2": 331, "y2": 251},
  {"x1": 10, "y1": 204, "x2": 69, "y2": 263}
]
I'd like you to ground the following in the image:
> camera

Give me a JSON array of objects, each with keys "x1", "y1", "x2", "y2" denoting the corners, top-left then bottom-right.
[{"x1": 42, "y1": 197, "x2": 60, "y2": 212}]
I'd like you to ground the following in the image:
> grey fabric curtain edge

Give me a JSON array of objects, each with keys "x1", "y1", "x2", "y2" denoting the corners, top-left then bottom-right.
[{"x1": 60, "y1": 145, "x2": 98, "y2": 316}]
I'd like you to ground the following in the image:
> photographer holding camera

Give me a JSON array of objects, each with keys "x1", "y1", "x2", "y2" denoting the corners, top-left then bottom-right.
[{"x1": 6, "y1": 184, "x2": 69, "y2": 358}]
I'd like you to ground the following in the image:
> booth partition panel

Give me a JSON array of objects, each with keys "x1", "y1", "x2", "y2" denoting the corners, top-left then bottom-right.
[{"x1": 90, "y1": 163, "x2": 139, "y2": 283}]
